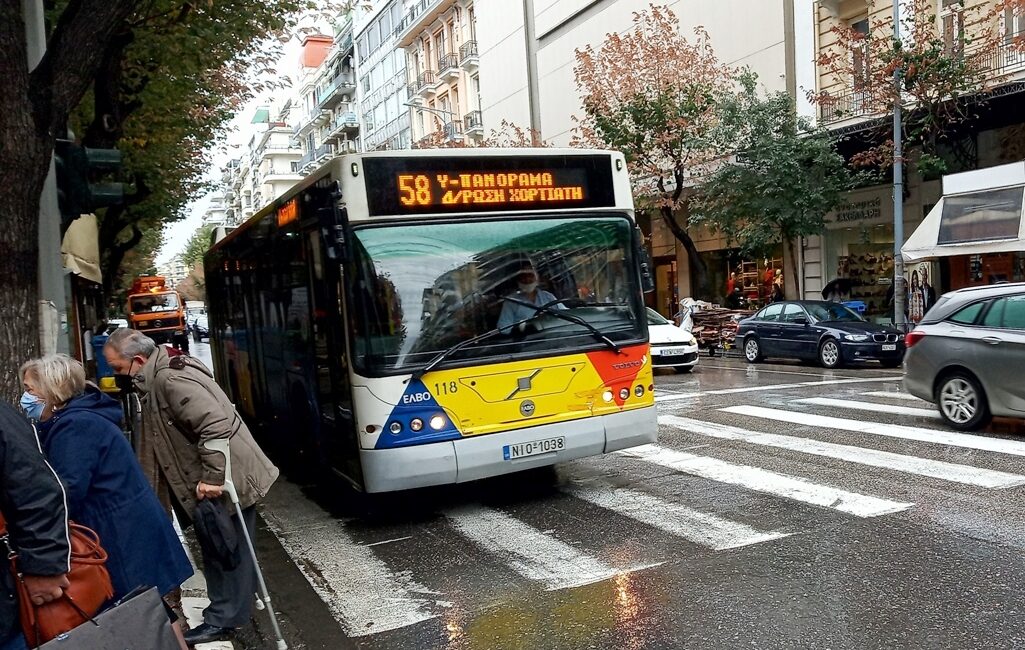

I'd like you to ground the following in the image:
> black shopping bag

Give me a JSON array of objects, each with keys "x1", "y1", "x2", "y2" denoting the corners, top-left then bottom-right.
[{"x1": 38, "y1": 586, "x2": 178, "y2": 649}]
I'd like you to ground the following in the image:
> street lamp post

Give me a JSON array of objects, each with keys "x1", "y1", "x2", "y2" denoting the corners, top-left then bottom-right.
[{"x1": 892, "y1": 0, "x2": 907, "y2": 331}]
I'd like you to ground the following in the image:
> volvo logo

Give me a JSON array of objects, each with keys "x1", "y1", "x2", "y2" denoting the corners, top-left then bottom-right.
[{"x1": 519, "y1": 399, "x2": 536, "y2": 417}]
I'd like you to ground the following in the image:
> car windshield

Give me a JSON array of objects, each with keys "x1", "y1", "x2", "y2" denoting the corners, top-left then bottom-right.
[
  {"x1": 805, "y1": 302, "x2": 864, "y2": 322},
  {"x1": 349, "y1": 215, "x2": 645, "y2": 373},
  {"x1": 646, "y1": 308, "x2": 670, "y2": 326},
  {"x1": 129, "y1": 293, "x2": 180, "y2": 314}
]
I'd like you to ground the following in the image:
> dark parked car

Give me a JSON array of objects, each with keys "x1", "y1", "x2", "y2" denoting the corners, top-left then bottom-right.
[
  {"x1": 904, "y1": 283, "x2": 1025, "y2": 430},
  {"x1": 739, "y1": 300, "x2": 905, "y2": 369},
  {"x1": 191, "y1": 314, "x2": 209, "y2": 342}
]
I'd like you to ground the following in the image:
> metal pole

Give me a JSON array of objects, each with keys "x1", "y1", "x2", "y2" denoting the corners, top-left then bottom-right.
[
  {"x1": 24, "y1": 0, "x2": 70, "y2": 354},
  {"x1": 521, "y1": 0, "x2": 542, "y2": 137},
  {"x1": 892, "y1": 0, "x2": 907, "y2": 331}
]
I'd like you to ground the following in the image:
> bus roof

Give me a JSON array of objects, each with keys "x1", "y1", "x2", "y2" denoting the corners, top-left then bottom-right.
[{"x1": 208, "y1": 148, "x2": 632, "y2": 254}]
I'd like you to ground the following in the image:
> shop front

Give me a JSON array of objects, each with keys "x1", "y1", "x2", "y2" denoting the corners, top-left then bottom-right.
[
  {"x1": 696, "y1": 247, "x2": 786, "y2": 310},
  {"x1": 902, "y1": 162, "x2": 1025, "y2": 318}
]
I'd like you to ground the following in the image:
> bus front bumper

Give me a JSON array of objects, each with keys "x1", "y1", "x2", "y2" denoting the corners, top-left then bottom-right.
[{"x1": 359, "y1": 406, "x2": 657, "y2": 493}]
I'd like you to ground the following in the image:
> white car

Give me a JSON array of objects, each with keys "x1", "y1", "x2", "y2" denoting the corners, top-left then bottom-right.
[{"x1": 647, "y1": 308, "x2": 699, "y2": 372}]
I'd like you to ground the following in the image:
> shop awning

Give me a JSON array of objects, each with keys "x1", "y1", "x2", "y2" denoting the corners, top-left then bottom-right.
[
  {"x1": 61, "y1": 214, "x2": 102, "y2": 284},
  {"x1": 902, "y1": 162, "x2": 1025, "y2": 262}
]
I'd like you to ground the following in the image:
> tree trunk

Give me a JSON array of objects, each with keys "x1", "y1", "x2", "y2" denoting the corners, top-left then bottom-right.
[
  {"x1": 659, "y1": 205, "x2": 707, "y2": 298},
  {"x1": 0, "y1": 130, "x2": 51, "y2": 401},
  {"x1": 787, "y1": 237, "x2": 802, "y2": 299}
]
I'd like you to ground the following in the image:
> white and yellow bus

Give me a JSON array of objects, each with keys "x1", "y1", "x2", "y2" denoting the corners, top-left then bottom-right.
[{"x1": 205, "y1": 149, "x2": 657, "y2": 492}]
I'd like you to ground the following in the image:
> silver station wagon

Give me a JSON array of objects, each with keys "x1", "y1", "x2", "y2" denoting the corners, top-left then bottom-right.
[{"x1": 903, "y1": 283, "x2": 1025, "y2": 430}]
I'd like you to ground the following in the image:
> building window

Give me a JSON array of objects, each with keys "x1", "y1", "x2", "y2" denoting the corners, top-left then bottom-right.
[
  {"x1": 1006, "y1": 5, "x2": 1024, "y2": 46},
  {"x1": 941, "y1": 0, "x2": 965, "y2": 55},
  {"x1": 851, "y1": 17, "x2": 870, "y2": 90}
]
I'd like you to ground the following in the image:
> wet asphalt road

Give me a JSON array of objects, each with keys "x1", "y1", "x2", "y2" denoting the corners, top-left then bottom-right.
[{"x1": 190, "y1": 343, "x2": 1025, "y2": 650}]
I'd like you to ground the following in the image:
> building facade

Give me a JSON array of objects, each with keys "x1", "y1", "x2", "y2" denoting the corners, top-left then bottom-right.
[
  {"x1": 397, "y1": 0, "x2": 483, "y2": 145},
  {"x1": 801, "y1": 0, "x2": 1025, "y2": 324},
  {"x1": 355, "y1": 0, "x2": 413, "y2": 150}
]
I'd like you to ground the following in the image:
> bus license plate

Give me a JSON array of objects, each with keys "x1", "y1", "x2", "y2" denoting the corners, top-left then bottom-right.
[
  {"x1": 503, "y1": 436, "x2": 565, "y2": 460},
  {"x1": 882, "y1": 344, "x2": 897, "y2": 351}
]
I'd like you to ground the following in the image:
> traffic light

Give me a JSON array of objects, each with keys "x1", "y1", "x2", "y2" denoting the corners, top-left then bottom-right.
[{"x1": 54, "y1": 139, "x2": 125, "y2": 229}]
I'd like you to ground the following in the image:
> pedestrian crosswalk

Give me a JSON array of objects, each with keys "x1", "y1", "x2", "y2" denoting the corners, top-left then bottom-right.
[{"x1": 258, "y1": 384, "x2": 1025, "y2": 639}]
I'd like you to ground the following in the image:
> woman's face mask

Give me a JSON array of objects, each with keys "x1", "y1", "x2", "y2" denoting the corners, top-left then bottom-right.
[{"x1": 20, "y1": 392, "x2": 45, "y2": 421}]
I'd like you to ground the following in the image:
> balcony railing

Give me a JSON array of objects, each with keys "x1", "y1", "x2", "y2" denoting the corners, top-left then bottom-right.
[
  {"x1": 464, "y1": 110, "x2": 483, "y2": 132},
  {"x1": 296, "y1": 143, "x2": 335, "y2": 171},
  {"x1": 318, "y1": 72, "x2": 356, "y2": 108},
  {"x1": 396, "y1": 0, "x2": 443, "y2": 44},
  {"x1": 438, "y1": 53, "x2": 460, "y2": 77},
  {"x1": 819, "y1": 34, "x2": 1025, "y2": 126},
  {"x1": 415, "y1": 70, "x2": 438, "y2": 95},
  {"x1": 459, "y1": 40, "x2": 478, "y2": 65},
  {"x1": 443, "y1": 120, "x2": 464, "y2": 140}
]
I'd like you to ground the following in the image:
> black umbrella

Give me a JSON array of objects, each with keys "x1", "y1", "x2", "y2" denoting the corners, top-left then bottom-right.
[{"x1": 821, "y1": 277, "x2": 855, "y2": 300}]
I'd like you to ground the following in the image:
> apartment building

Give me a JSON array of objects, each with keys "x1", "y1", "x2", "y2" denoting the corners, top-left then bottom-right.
[
  {"x1": 201, "y1": 195, "x2": 227, "y2": 226},
  {"x1": 801, "y1": 0, "x2": 1025, "y2": 317},
  {"x1": 355, "y1": 0, "x2": 413, "y2": 150},
  {"x1": 397, "y1": 0, "x2": 483, "y2": 145}
]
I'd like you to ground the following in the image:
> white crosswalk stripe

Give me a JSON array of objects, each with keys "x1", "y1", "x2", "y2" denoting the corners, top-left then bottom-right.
[
  {"x1": 721, "y1": 405, "x2": 1025, "y2": 458},
  {"x1": 446, "y1": 506, "x2": 660, "y2": 590},
  {"x1": 794, "y1": 397, "x2": 940, "y2": 419},
  {"x1": 567, "y1": 482, "x2": 789, "y2": 550},
  {"x1": 654, "y1": 376, "x2": 895, "y2": 403},
  {"x1": 616, "y1": 444, "x2": 913, "y2": 517},
  {"x1": 861, "y1": 391, "x2": 927, "y2": 402},
  {"x1": 660, "y1": 414, "x2": 1025, "y2": 489},
  {"x1": 260, "y1": 481, "x2": 440, "y2": 637}
]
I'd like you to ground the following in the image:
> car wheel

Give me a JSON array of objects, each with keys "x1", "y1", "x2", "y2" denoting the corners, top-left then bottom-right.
[
  {"x1": 818, "y1": 338, "x2": 843, "y2": 369},
  {"x1": 936, "y1": 372, "x2": 991, "y2": 431},
  {"x1": 743, "y1": 337, "x2": 762, "y2": 363}
]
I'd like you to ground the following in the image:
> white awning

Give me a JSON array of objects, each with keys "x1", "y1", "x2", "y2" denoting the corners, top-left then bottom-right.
[
  {"x1": 901, "y1": 162, "x2": 1025, "y2": 262},
  {"x1": 61, "y1": 214, "x2": 102, "y2": 284}
]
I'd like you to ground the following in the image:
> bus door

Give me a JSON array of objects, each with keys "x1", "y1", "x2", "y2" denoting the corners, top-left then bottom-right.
[{"x1": 305, "y1": 229, "x2": 362, "y2": 486}]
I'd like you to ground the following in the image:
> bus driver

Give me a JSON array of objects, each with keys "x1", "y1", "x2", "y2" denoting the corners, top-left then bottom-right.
[{"x1": 497, "y1": 260, "x2": 566, "y2": 333}]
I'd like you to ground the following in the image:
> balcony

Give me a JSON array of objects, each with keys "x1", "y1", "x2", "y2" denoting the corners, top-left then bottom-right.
[
  {"x1": 295, "y1": 109, "x2": 330, "y2": 137},
  {"x1": 296, "y1": 143, "x2": 336, "y2": 173},
  {"x1": 337, "y1": 139, "x2": 358, "y2": 155},
  {"x1": 325, "y1": 110, "x2": 360, "y2": 143},
  {"x1": 464, "y1": 110, "x2": 483, "y2": 135},
  {"x1": 443, "y1": 120, "x2": 464, "y2": 142},
  {"x1": 818, "y1": 89, "x2": 874, "y2": 126},
  {"x1": 438, "y1": 53, "x2": 460, "y2": 80},
  {"x1": 396, "y1": 0, "x2": 455, "y2": 48},
  {"x1": 415, "y1": 70, "x2": 438, "y2": 97},
  {"x1": 318, "y1": 71, "x2": 356, "y2": 109},
  {"x1": 459, "y1": 40, "x2": 478, "y2": 70}
]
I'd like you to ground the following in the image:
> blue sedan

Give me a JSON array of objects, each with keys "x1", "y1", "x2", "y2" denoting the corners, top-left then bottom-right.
[{"x1": 737, "y1": 301, "x2": 905, "y2": 369}]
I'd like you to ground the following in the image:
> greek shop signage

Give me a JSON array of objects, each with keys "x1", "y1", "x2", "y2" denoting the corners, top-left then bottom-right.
[{"x1": 825, "y1": 190, "x2": 893, "y2": 228}]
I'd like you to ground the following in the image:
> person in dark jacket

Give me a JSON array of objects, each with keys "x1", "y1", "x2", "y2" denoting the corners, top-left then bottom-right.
[
  {"x1": 20, "y1": 355, "x2": 192, "y2": 650},
  {"x1": 0, "y1": 402, "x2": 70, "y2": 650}
]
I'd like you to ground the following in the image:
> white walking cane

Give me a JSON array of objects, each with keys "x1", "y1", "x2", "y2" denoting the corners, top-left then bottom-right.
[{"x1": 203, "y1": 439, "x2": 287, "y2": 650}]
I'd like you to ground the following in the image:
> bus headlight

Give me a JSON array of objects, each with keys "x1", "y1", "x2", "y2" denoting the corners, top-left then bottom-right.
[
  {"x1": 410, "y1": 418, "x2": 424, "y2": 432},
  {"x1": 634, "y1": 385, "x2": 645, "y2": 397},
  {"x1": 429, "y1": 415, "x2": 446, "y2": 430},
  {"x1": 602, "y1": 390, "x2": 614, "y2": 403},
  {"x1": 619, "y1": 388, "x2": 630, "y2": 401},
  {"x1": 389, "y1": 422, "x2": 402, "y2": 435}
]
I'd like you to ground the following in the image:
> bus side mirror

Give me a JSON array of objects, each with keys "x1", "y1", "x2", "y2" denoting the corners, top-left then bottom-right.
[
  {"x1": 318, "y1": 191, "x2": 350, "y2": 261},
  {"x1": 635, "y1": 228, "x2": 655, "y2": 294}
]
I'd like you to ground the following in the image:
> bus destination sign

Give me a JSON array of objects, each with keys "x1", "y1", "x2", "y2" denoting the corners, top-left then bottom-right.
[{"x1": 362, "y1": 155, "x2": 616, "y2": 216}]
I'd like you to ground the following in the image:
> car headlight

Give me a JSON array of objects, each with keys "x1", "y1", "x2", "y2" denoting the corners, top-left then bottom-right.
[{"x1": 844, "y1": 334, "x2": 870, "y2": 342}]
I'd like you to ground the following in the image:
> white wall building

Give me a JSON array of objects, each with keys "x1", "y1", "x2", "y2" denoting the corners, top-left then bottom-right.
[{"x1": 355, "y1": 0, "x2": 413, "y2": 150}]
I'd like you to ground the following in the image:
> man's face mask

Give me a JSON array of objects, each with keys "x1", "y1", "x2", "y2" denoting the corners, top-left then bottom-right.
[{"x1": 20, "y1": 392, "x2": 45, "y2": 421}]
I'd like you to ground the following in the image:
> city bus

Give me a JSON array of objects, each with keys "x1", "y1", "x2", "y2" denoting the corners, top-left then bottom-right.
[{"x1": 204, "y1": 149, "x2": 658, "y2": 492}]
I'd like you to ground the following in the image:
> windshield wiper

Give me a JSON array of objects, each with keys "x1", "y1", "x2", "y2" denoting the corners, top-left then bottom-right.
[
  {"x1": 501, "y1": 296, "x2": 623, "y2": 355},
  {"x1": 406, "y1": 297, "x2": 625, "y2": 383}
]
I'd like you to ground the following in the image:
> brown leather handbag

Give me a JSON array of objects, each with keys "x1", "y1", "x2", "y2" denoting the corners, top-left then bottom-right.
[{"x1": 0, "y1": 513, "x2": 114, "y2": 647}]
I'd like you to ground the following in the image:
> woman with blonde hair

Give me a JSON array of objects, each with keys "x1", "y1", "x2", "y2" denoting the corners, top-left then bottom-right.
[{"x1": 20, "y1": 355, "x2": 192, "y2": 649}]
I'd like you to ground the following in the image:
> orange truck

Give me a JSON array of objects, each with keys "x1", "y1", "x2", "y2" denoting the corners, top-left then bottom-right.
[{"x1": 127, "y1": 276, "x2": 188, "y2": 347}]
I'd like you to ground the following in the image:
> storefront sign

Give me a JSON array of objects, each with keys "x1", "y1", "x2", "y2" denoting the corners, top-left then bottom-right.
[{"x1": 825, "y1": 188, "x2": 894, "y2": 229}]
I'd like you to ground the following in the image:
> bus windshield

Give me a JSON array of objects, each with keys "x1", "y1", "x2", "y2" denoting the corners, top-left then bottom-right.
[{"x1": 350, "y1": 215, "x2": 644, "y2": 373}]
